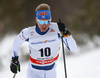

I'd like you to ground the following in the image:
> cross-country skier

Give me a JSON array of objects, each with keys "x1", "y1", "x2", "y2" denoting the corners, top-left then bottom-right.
[{"x1": 10, "y1": 3, "x2": 77, "y2": 78}]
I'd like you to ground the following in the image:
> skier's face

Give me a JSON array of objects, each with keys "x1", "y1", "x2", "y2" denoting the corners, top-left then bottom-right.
[{"x1": 36, "y1": 19, "x2": 51, "y2": 32}]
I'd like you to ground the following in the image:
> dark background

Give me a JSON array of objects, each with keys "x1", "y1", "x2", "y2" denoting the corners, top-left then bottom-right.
[{"x1": 0, "y1": 0, "x2": 100, "y2": 44}]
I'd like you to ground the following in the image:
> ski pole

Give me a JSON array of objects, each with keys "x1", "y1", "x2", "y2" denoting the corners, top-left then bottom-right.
[
  {"x1": 13, "y1": 73, "x2": 16, "y2": 78},
  {"x1": 61, "y1": 36, "x2": 67, "y2": 78},
  {"x1": 59, "y1": 19, "x2": 67, "y2": 78}
]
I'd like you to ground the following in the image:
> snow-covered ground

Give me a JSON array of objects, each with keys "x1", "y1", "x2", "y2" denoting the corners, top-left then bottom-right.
[{"x1": 0, "y1": 34, "x2": 100, "y2": 78}]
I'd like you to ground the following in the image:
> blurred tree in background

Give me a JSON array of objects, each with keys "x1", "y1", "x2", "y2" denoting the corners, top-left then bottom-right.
[
  {"x1": 0, "y1": 0, "x2": 100, "y2": 40},
  {"x1": 70, "y1": 0, "x2": 100, "y2": 36}
]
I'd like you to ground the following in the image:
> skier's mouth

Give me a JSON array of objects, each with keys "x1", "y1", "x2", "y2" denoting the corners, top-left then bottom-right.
[{"x1": 41, "y1": 28, "x2": 47, "y2": 32}]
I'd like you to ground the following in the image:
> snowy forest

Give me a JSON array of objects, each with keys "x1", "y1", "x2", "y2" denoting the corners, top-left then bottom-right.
[{"x1": 0, "y1": 0, "x2": 100, "y2": 78}]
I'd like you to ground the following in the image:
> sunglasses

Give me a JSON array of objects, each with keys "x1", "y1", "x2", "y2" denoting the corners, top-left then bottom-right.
[{"x1": 37, "y1": 18, "x2": 51, "y2": 25}]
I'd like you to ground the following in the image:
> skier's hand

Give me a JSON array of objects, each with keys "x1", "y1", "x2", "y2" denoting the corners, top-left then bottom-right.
[
  {"x1": 10, "y1": 57, "x2": 20, "y2": 73},
  {"x1": 57, "y1": 19, "x2": 71, "y2": 36}
]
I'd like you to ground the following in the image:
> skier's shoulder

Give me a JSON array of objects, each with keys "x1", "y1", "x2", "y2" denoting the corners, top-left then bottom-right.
[
  {"x1": 28, "y1": 25, "x2": 36, "y2": 31},
  {"x1": 22, "y1": 25, "x2": 35, "y2": 32},
  {"x1": 50, "y1": 22, "x2": 57, "y2": 26},
  {"x1": 50, "y1": 22, "x2": 59, "y2": 32},
  {"x1": 20, "y1": 25, "x2": 35, "y2": 37},
  {"x1": 22, "y1": 27, "x2": 29, "y2": 32}
]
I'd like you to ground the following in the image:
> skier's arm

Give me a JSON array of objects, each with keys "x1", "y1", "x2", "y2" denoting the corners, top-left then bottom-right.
[
  {"x1": 63, "y1": 35, "x2": 77, "y2": 52},
  {"x1": 10, "y1": 28, "x2": 29, "y2": 73},
  {"x1": 12, "y1": 28, "x2": 29, "y2": 57}
]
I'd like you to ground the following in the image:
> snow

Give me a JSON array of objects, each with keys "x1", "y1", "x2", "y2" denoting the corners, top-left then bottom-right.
[
  {"x1": 67, "y1": 48, "x2": 100, "y2": 78},
  {"x1": 0, "y1": 34, "x2": 100, "y2": 78}
]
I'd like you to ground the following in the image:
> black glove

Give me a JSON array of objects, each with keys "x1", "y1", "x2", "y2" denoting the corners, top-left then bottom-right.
[
  {"x1": 10, "y1": 57, "x2": 20, "y2": 73},
  {"x1": 57, "y1": 19, "x2": 71, "y2": 36}
]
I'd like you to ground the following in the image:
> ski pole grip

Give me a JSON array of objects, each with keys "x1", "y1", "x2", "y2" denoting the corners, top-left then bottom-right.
[
  {"x1": 13, "y1": 73, "x2": 16, "y2": 78},
  {"x1": 59, "y1": 19, "x2": 61, "y2": 23}
]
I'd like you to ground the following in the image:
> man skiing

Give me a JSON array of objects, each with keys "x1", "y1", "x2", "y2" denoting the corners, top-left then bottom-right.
[{"x1": 10, "y1": 3, "x2": 77, "y2": 78}]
